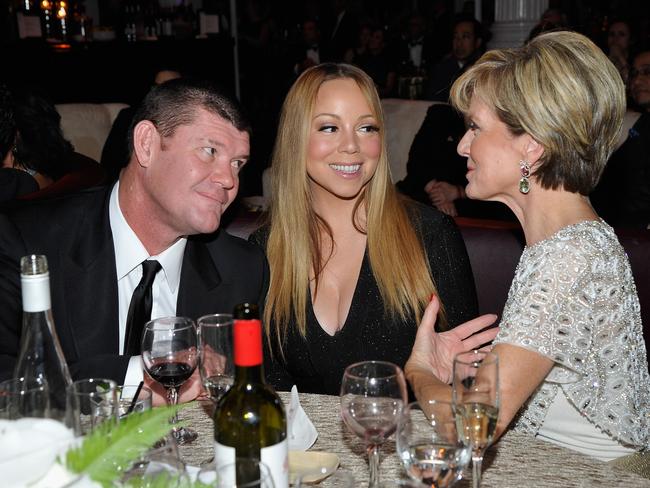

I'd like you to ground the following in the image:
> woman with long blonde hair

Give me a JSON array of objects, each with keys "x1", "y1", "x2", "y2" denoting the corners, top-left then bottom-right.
[{"x1": 251, "y1": 63, "x2": 496, "y2": 395}]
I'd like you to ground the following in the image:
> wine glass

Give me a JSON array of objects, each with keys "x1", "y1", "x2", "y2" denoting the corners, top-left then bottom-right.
[
  {"x1": 197, "y1": 313, "x2": 235, "y2": 403},
  {"x1": 210, "y1": 459, "x2": 275, "y2": 488},
  {"x1": 396, "y1": 400, "x2": 471, "y2": 488},
  {"x1": 340, "y1": 360, "x2": 407, "y2": 488},
  {"x1": 122, "y1": 441, "x2": 190, "y2": 487},
  {"x1": 452, "y1": 351, "x2": 499, "y2": 488},
  {"x1": 141, "y1": 316, "x2": 199, "y2": 444}
]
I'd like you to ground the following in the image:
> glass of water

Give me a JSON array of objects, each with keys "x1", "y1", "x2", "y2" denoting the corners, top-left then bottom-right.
[
  {"x1": 396, "y1": 400, "x2": 471, "y2": 488},
  {"x1": 116, "y1": 384, "x2": 152, "y2": 418},
  {"x1": 197, "y1": 314, "x2": 235, "y2": 403}
]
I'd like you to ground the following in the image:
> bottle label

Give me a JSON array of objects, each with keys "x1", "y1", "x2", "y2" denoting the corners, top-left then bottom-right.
[
  {"x1": 21, "y1": 274, "x2": 51, "y2": 312},
  {"x1": 214, "y1": 439, "x2": 289, "y2": 487}
]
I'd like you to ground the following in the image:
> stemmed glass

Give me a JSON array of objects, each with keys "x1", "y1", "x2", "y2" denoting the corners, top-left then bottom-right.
[
  {"x1": 452, "y1": 351, "x2": 499, "y2": 488},
  {"x1": 196, "y1": 459, "x2": 275, "y2": 488},
  {"x1": 396, "y1": 400, "x2": 471, "y2": 488},
  {"x1": 340, "y1": 360, "x2": 408, "y2": 488},
  {"x1": 197, "y1": 313, "x2": 235, "y2": 403},
  {"x1": 141, "y1": 316, "x2": 199, "y2": 444}
]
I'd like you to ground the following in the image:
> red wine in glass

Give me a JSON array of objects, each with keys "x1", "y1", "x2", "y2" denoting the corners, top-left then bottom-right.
[{"x1": 142, "y1": 316, "x2": 199, "y2": 444}]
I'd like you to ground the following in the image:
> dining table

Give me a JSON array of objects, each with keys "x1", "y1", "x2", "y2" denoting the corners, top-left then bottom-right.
[{"x1": 177, "y1": 391, "x2": 650, "y2": 487}]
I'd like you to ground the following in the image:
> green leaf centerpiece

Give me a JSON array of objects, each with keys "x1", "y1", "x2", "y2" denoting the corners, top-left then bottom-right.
[{"x1": 65, "y1": 404, "x2": 186, "y2": 487}]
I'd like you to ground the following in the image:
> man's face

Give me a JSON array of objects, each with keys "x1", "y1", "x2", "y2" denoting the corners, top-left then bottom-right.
[
  {"x1": 409, "y1": 16, "x2": 425, "y2": 40},
  {"x1": 630, "y1": 52, "x2": 650, "y2": 110},
  {"x1": 141, "y1": 108, "x2": 250, "y2": 238},
  {"x1": 452, "y1": 21, "x2": 480, "y2": 62}
]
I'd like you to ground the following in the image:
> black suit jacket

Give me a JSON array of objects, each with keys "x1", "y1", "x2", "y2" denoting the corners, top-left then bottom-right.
[{"x1": 0, "y1": 185, "x2": 269, "y2": 383}]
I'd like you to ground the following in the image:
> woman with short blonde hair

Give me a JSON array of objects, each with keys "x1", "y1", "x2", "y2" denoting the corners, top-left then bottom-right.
[
  {"x1": 407, "y1": 31, "x2": 649, "y2": 463},
  {"x1": 253, "y1": 63, "x2": 491, "y2": 395}
]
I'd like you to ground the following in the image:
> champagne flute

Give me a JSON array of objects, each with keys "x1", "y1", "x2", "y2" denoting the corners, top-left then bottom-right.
[
  {"x1": 340, "y1": 360, "x2": 407, "y2": 488},
  {"x1": 396, "y1": 400, "x2": 471, "y2": 488},
  {"x1": 197, "y1": 313, "x2": 235, "y2": 403},
  {"x1": 452, "y1": 351, "x2": 499, "y2": 488},
  {"x1": 141, "y1": 316, "x2": 199, "y2": 444}
]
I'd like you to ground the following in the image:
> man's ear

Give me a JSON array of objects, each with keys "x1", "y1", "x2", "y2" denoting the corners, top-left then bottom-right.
[{"x1": 132, "y1": 120, "x2": 158, "y2": 168}]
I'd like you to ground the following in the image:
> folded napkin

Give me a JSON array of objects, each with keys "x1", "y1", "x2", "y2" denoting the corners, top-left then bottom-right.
[
  {"x1": 0, "y1": 418, "x2": 95, "y2": 487},
  {"x1": 287, "y1": 385, "x2": 318, "y2": 451}
]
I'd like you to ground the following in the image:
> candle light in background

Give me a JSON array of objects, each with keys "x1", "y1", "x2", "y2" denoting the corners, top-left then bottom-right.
[
  {"x1": 40, "y1": 0, "x2": 53, "y2": 38},
  {"x1": 56, "y1": 0, "x2": 67, "y2": 40}
]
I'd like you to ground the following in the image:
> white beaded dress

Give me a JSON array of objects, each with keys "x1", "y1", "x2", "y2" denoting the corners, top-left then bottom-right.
[{"x1": 494, "y1": 220, "x2": 649, "y2": 458}]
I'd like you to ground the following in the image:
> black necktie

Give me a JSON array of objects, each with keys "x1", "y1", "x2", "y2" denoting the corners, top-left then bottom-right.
[{"x1": 124, "y1": 260, "x2": 162, "y2": 356}]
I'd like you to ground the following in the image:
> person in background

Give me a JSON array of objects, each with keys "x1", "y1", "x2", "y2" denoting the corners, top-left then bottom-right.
[
  {"x1": 291, "y1": 18, "x2": 329, "y2": 75},
  {"x1": 2, "y1": 87, "x2": 105, "y2": 202},
  {"x1": 406, "y1": 31, "x2": 649, "y2": 463},
  {"x1": 425, "y1": 14, "x2": 486, "y2": 102},
  {"x1": 100, "y1": 68, "x2": 182, "y2": 182},
  {"x1": 251, "y1": 63, "x2": 496, "y2": 396},
  {"x1": 592, "y1": 46, "x2": 650, "y2": 229},
  {"x1": 343, "y1": 22, "x2": 371, "y2": 65},
  {"x1": 0, "y1": 83, "x2": 38, "y2": 204},
  {"x1": 606, "y1": 19, "x2": 635, "y2": 85},
  {"x1": 355, "y1": 26, "x2": 398, "y2": 98},
  {"x1": 0, "y1": 79, "x2": 269, "y2": 406},
  {"x1": 396, "y1": 102, "x2": 514, "y2": 221},
  {"x1": 395, "y1": 12, "x2": 434, "y2": 75}
]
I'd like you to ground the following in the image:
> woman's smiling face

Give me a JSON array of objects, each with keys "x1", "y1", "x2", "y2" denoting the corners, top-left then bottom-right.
[{"x1": 306, "y1": 78, "x2": 381, "y2": 204}]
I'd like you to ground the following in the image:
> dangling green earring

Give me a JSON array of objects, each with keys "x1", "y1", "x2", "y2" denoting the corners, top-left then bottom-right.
[{"x1": 519, "y1": 160, "x2": 531, "y2": 194}]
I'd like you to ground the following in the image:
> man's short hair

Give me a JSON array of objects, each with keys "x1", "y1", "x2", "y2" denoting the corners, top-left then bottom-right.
[{"x1": 127, "y1": 78, "x2": 251, "y2": 154}]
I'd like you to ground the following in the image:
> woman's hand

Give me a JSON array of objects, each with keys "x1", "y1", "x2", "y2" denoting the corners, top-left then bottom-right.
[
  {"x1": 145, "y1": 367, "x2": 204, "y2": 407},
  {"x1": 406, "y1": 296, "x2": 499, "y2": 385}
]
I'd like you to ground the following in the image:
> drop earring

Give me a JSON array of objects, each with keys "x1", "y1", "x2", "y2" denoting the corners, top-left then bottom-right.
[{"x1": 519, "y1": 160, "x2": 531, "y2": 194}]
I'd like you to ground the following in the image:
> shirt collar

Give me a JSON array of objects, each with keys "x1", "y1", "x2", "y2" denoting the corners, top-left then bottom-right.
[{"x1": 109, "y1": 181, "x2": 187, "y2": 293}]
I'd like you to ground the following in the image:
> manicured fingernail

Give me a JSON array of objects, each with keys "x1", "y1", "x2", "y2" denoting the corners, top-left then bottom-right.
[{"x1": 430, "y1": 293, "x2": 436, "y2": 302}]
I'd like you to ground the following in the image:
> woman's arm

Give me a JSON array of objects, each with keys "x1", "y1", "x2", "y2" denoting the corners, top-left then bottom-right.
[
  {"x1": 406, "y1": 305, "x2": 553, "y2": 440},
  {"x1": 490, "y1": 343, "x2": 553, "y2": 436}
]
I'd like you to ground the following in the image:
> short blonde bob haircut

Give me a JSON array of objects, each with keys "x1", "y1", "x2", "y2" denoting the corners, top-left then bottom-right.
[
  {"x1": 264, "y1": 63, "x2": 441, "y2": 352},
  {"x1": 450, "y1": 30, "x2": 625, "y2": 195}
]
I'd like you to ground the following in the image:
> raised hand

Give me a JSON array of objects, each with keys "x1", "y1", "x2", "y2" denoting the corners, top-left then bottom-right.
[{"x1": 406, "y1": 296, "x2": 498, "y2": 385}]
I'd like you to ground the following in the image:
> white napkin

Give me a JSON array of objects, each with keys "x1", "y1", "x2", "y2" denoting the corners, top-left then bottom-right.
[
  {"x1": 0, "y1": 418, "x2": 93, "y2": 487},
  {"x1": 287, "y1": 385, "x2": 318, "y2": 451}
]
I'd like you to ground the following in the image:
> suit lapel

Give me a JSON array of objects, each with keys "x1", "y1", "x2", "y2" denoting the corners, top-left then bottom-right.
[
  {"x1": 59, "y1": 188, "x2": 119, "y2": 360},
  {"x1": 177, "y1": 235, "x2": 233, "y2": 319}
]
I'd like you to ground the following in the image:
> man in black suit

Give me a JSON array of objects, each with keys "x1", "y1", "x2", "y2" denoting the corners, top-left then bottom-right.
[{"x1": 0, "y1": 79, "x2": 269, "y2": 404}]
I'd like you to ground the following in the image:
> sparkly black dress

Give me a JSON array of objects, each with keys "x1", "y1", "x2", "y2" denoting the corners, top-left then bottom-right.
[{"x1": 250, "y1": 203, "x2": 478, "y2": 395}]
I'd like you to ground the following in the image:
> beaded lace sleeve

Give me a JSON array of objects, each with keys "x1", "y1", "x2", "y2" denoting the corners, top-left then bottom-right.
[{"x1": 494, "y1": 221, "x2": 649, "y2": 448}]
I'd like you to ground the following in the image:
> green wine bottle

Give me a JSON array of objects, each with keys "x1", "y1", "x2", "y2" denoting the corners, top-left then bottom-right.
[{"x1": 213, "y1": 302, "x2": 288, "y2": 487}]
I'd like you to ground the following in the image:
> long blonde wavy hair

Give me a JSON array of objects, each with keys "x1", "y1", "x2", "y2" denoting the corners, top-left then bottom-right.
[{"x1": 264, "y1": 63, "x2": 443, "y2": 354}]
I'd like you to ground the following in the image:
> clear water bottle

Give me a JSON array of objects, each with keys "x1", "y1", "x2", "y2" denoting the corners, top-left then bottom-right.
[{"x1": 14, "y1": 254, "x2": 72, "y2": 421}]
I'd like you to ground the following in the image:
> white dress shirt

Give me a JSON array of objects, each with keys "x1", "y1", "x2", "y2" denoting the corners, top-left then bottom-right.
[{"x1": 108, "y1": 182, "x2": 187, "y2": 384}]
